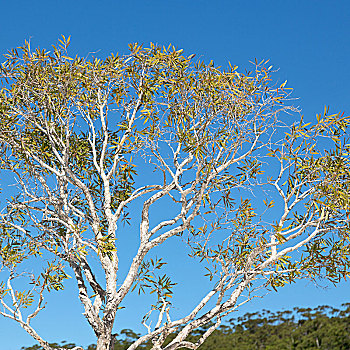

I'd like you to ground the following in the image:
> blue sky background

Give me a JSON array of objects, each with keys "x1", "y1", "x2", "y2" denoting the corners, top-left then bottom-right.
[{"x1": 0, "y1": 1, "x2": 350, "y2": 349}]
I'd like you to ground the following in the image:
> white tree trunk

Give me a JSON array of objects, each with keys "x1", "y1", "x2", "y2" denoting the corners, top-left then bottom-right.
[{"x1": 96, "y1": 333, "x2": 112, "y2": 350}]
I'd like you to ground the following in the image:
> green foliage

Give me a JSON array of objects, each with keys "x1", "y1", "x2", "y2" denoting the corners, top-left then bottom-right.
[
  {"x1": 21, "y1": 340, "x2": 81, "y2": 349},
  {"x1": 132, "y1": 257, "x2": 176, "y2": 303}
]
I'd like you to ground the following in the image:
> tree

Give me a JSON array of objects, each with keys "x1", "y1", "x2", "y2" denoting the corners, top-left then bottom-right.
[{"x1": 0, "y1": 36, "x2": 349, "y2": 350}]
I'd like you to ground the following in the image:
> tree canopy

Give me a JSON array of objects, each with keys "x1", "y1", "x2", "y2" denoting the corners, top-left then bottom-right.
[{"x1": 0, "y1": 37, "x2": 349, "y2": 350}]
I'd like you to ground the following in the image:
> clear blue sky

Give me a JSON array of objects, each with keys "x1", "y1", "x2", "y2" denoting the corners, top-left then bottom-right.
[{"x1": 1, "y1": 1, "x2": 350, "y2": 349}]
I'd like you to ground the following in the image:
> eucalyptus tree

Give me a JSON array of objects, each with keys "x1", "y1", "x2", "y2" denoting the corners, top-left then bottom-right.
[{"x1": 0, "y1": 37, "x2": 349, "y2": 350}]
